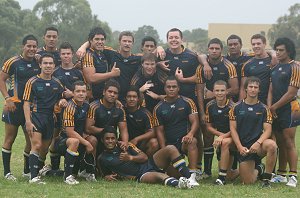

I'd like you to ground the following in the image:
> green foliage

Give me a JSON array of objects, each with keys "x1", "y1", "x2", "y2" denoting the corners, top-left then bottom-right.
[
  {"x1": 0, "y1": 0, "x2": 113, "y2": 64},
  {"x1": 268, "y1": 3, "x2": 300, "y2": 59},
  {"x1": 182, "y1": 28, "x2": 208, "y2": 53}
]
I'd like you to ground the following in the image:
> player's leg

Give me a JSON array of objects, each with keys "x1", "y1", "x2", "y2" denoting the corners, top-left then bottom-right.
[
  {"x1": 145, "y1": 138, "x2": 159, "y2": 157},
  {"x1": 203, "y1": 128, "x2": 214, "y2": 178},
  {"x1": 29, "y1": 131, "x2": 43, "y2": 181},
  {"x1": 182, "y1": 137, "x2": 198, "y2": 170},
  {"x1": 64, "y1": 137, "x2": 80, "y2": 184},
  {"x1": 239, "y1": 160, "x2": 257, "y2": 184},
  {"x1": 140, "y1": 172, "x2": 190, "y2": 188},
  {"x1": 22, "y1": 126, "x2": 31, "y2": 177}
]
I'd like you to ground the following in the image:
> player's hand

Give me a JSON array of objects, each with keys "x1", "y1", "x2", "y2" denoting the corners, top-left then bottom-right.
[
  {"x1": 104, "y1": 174, "x2": 118, "y2": 181},
  {"x1": 130, "y1": 138, "x2": 138, "y2": 145},
  {"x1": 110, "y1": 62, "x2": 120, "y2": 77},
  {"x1": 146, "y1": 90, "x2": 159, "y2": 100},
  {"x1": 118, "y1": 141, "x2": 128, "y2": 151},
  {"x1": 85, "y1": 142, "x2": 94, "y2": 153},
  {"x1": 203, "y1": 63, "x2": 213, "y2": 80},
  {"x1": 157, "y1": 61, "x2": 170, "y2": 72},
  {"x1": 35, "y1": 54, "x2": 41, "y2": 62},
  {"x1": 76, "y1": 46, "x2": 87, "y2": 59},
  {"x1": 25, "y1": 121, "x2": 37, "y2": 137},
  {"x1": 58, "y1": 99, "x2": 68, "y2": 108},
  {"x1": 63, "y1": 88, "x2": 73, "y2": 99},
  {"x1": 182, "y1": 133, "x2": 194, "y2": 144},
  {"x1": 249, "y1": 142, "x2": 260, "y2": 154},
  {"x1": 115, "y1": 100, "x2": 123, "y2": 108},
  {"x1": 213, "y1": 136, "x2": 223, "y2": 148},
  {"x1": 270, "y1": 105, "x2": 277, "y2": 119},
  {"x1": 238, "y1": 146, "x2": 249, "y2": 156},
  {"x1": 156, "y1": 46, "x2": 166, "y2": 60},
  {"x1": 175, "y1": 67, "x2": 184, "y2": 82},
  {"x1": 139, "y1": 81, "x2": 154, "y2": 93},
  {"x1": 4, "y1": 98, "x2": 16, "y2": 112},
  {"x1": 119, "y1": 151, "x2": 132, "y2": 161}
]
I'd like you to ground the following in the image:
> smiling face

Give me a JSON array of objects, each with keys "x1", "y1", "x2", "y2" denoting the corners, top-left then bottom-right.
[
  {"x1": 167, "y1": 31, "x2": 182, "y2": 50},
  {"x1": 73, "y1": 85, "x2": 87, "y2": 103},
  {"x1": 119, "y1": 35, "x2": 133, "y2": 53},
  {"x1": 213, "y1": 84, "x2": 227, "y2": 102},
  {"x1": 251, "y1": 38, "x2": 266, "y2": 57},
  {"x1": 40, "y1": 56, "x2": 55, "y2": 76},
  {"x1": 142, "y1": 60, "x2": 156, "y2": 76},
  {"x1": 22, "y1": 40, "x2": 38, "y2": 60},
  {"x1": 102, "y1": 132, "x2": 117, "y2": 150},
  {"x1": 275, "y1": 44, "x2": 290, "y2": 63},
  {"x1": 90, "y1": 34, "x2": 106, "y2": 51}
]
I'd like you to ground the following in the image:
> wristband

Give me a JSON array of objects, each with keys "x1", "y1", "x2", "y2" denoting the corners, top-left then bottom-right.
[{"x1": 4, "y1": 96, "x2": 10, "y2": 100}]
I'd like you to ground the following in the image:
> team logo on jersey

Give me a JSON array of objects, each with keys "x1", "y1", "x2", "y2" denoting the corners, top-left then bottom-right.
[
  {"x1": 129, "y1": 114, "x2": 133, "y2": 118},
  {"x1": 34, "y1": 69, "x2": 39, "y2": 72},
  {"x1": 239, "y1": 110, "x2": 245, "y2": 115},
  {"x1": 65, "y1": 72, "x2": 70, "y2": 75},
  {"x1": 46, "y1": 83, "x2": 50, "y2": 86},
  {"x1": 27, "y1": 64, "x2": 32, "y2": 67},
  {"x1": 279, "y1": 67, "x2": 282, "y2": 71},
  {"x1": 259, "y1": 61, "x2": 264, "y2": 65},
  {"x1": 232, "y1": 61, "x2": 237, "y2": 66},
  {"x1": 182, "y1": 60, "x2": 189, "y2": 63},
  {"x1": 248, "y1": 107, "x2": 253, "y2": 111},
  {"x1": 107, "y1": 111, "x2": 111, "y2": 114},
  {"x1": 170, "y1": 104, "x2": 175, "y2": 108},
  {"x1": 213, "y1": 67, "x2": 218, "y2": 71},
  {"x1": 256, "y1": 112, "x2": 262, "y2": 115},
  {"x1": 218, "y1": 110, "x2": 222, "y2": 113},
  {"x1": 174, "y1": 57, "x2": 179, "y2": 60},
  {"x1": 178, "y1": 107, "x2": 184, "y2": 111},
  {"x1": 123, "y1": 59, "x2": 128, "y2": 63}
]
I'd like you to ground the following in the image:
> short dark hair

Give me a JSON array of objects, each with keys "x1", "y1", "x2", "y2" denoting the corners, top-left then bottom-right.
[
  {"x1": 166, "y1": 28, "x2": 183, "y2": 39},
  {"x1": 165, "y1": 75, "x2": 179, "y2": 86},
  {"x1": 244, "y1": 76, "x2": 261, "y2": 90},
  {"x1": 44, "y1": 27, "x2": 58, "y2": 35},
  {"x1": 214, "y1": 80, "x2": 228, "y2": 89},
  {"x1": 59, "y1": 41, "x2": 74, "y2": 53},
  {"x1": 88, "y1": 27, "x2": 106, "y2": 41},
  {"x1": 104, "y1": 79, "x2": 120, "y2": 92},
  {"x1": 119, "y1": 31, "x2": 134, "y2": 43},
  {"x1": 208, "y1": 38, "x2": 223, "y2": 49},
  {"x1": 227, "y1": 34, "x2": 242, "y2": 45},
  {"x1": 141, "y1": 53, "x2": 157, "y2": 63},
  {"x1": 71, "y1": 81, "x2": 86, "y2": 92},
  {"x1": 251, "y1": 34, "x2": 266, "y2": 44},
  {"x1": 126, "y1": 86, "x2": 140, "y2": 98},
  {"x1": 274, "y1": 37, "x2": 296, "y2": 60},
  {"x1": 101, "y1": 126, "x2": 118, "y2": 139},
  {"x1": 141, "y1": 36, "x2": 157, "y2": 47},
  {"x1": 22, "y1": 34, "x2": 38, "y2": 46},
  {"x1": 39, "y1": 53, "x2": 54, "y2": 64}
]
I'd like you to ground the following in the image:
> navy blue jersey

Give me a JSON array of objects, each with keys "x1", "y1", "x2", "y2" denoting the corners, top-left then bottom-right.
[
  {"x1": 23, "y1": 75, "x2": 64, "y2": 114},
  {"x1": 229, "y1": 100, "x2": 272, "y2": 148},
  {"x1": 225, "y1": 52, "x2": 254, "y2": 84},
  {"x1": 37, "y1": 47, "x2": 61, "y2": 67},
  {"x1": 205, "y1": 99, "x2": 234, "y2": 133},
  {"x1": 2, "y1": 55, "x2": 40, "y2": 101},
  {"x1": 153, "y1": 96, "x2": 198, "y2": 144},
  {"x1": 131, "y1": 68, "x2": 167, "y2": 112},
  {"x1": 196, "y1": 57, "x2": 237, "y2": 92},
  {"x1": 88, "y1": 99, "x2": 126, "y2": 128},
  {"x1": 82, "y1": 48, "x2": 110, "y2": 99},
  {"x1": 61, "y1": 99, "x2": 90, "y2": 138},
  {"x1": 99, "y1": 143, "x2": 145, "y2": 178},
  {"x1": 271, "y1": 60, "x2": 300, "y2": 104},
  {"x1": 241, "y1": 56, "x2": 272, "y2": 104},
  {"x1": 53, "y1": 67, "x2": 84, "y2": 90},
  {"x1": 164, "y1": 47, "x2": 200, "y2": 98},
  {"x1": 103, "y1": 47, "x2": 142, "y2": 102},
  {"x1": 125, "y1": 106, "x2": 154, "y2": 140}
]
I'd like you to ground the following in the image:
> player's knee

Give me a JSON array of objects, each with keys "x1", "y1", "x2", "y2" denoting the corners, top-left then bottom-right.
[
  {"x1": 188, "y1": 138, "x2": 198, "y2": 149},
  {"x1": 148, "y1": 138, "x2": 159, "y2": 149},
  {"x1": 221, "y1": 138, "x2": 232, "y2": 149},
  {"x1": 264, "y1": 139, "x2": 277, "y2": 153}
]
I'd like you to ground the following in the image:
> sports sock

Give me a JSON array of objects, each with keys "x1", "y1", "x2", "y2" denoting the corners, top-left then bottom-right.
[
  {"x1": 38, "y1": 157, "x2": 45, "y2": 171},
  {"x1": 289, "y1": 171, "x2": 297, "y2": 179},
  {"x1": 29, "y1": 152, "x2": 39, "y2": 179},
  {"x1": 172, "y1": 155, "x2": 191, "y2": 178},
  {"x1": 23, "y1": 151, "x2": 30, "y2": 174},
  {"x1": 64, "y1": 149, "x2": 78, "y2": 179},
  {"x1": 2, "y1": 148, "x2": 11, "y2": 175},
  {"x1": 277, "y1": 169, "x2": 287, "y2": 177},
  {"x1": 50, "y1": 151, "x2": 61, "y2": 170},
  {"x1": 203, "y1": 147, "x2": 214, "y2": 175},
  {"x1": 217, "y1": 169, "x2": 227, "y2": 182}
]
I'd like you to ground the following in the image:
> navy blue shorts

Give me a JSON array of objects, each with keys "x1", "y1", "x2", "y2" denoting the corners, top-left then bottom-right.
[
  {"x1": 137, "y1": 157, "x2": 164, "y2": 182},
  {"x1": 273, "y1": 100, "x2": 300, "y2": 131},
  {"x1": 31, "y1": 112, "x2": 55, "y2": 140},
  {"x1": 2, "y1": 102, "x2": 25, "y2": 127},
  {"x1": 237, "y1": 153, "x2": 261, "y2": 163}
]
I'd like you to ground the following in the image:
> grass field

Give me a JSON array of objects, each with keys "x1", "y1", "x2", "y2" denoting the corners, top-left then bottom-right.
[{"x1": 0, "y1": 98, "x2": 299, "y2": 198}]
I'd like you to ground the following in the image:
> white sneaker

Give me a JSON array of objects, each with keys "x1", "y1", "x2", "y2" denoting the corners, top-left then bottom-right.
[
  {"x1": 270, "y1": 175, "x2": 287, "y2": 183},
  {"x1": 39, "y1": 164, "x2": 52, "y2": 176},
  {"x1": 4, "y1": 173, "x2": 17, "y2": 181},
  {"x1": 178, "y1": 177, "x2": 192, "y2": 189},
  {"x1": 22, "y1": 172, "x2": 31, "y2": 178},
  {"x1": 29, "y1": 176, "x2": 46, "y2": 184},
  {"x1": 215, "y1": 178, "x2": 225, "y2": 185},
  {"x1": 286, "y1": 176, "x2": 297, "y2": 187},
  {"x1": 65, "y1": 175, "x2": 79, "y2": 185},
  {"x1": 188, "y1": 173, "x2": 199, "y2": 187},
  {"x1": 86, "y1": 173, "x2": 97, "y2": 182}
]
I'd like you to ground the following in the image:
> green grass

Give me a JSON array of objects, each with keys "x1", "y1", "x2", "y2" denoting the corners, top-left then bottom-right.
[{"x1": 0, "y1": 98, "x2": 299, "y2": 197}]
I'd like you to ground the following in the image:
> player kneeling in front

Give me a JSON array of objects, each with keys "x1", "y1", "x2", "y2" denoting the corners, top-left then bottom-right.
[
  {"x1": 98, "y1": 126, "x2": 196, "y2": 188},
  {"x1": 229, "y1": 76, "x2": 277, "y2": 187}
]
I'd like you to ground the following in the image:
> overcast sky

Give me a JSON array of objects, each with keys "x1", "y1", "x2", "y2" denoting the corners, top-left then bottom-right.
[{"x1": 18, "y1": 0, "x2": 299, "y2": 40}]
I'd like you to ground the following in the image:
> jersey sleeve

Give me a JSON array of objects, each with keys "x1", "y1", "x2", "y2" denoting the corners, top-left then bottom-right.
[
  {"x1": 87, "y1": 101, "x2": 98, "y2": 119},
  {"x1": 229, "y1": 106, "x2": 236, "y2": 121},
  {"x1": 23, "y1": 77, "x2": 36, "y2": 102},
  {"x1": 224, "y1": 59, "x2": 237, "y2": 78},
  {"x1": 289, "y1": 63, "x2": 300, "y2": 88},
  {"x1": 2, "y1": 56, "x2": 18, "y2": 76},
  {"x1": 127, "y1": 143, "x2": 142, "y2": 155},
  {"x1": 205, "y1": 103, "x2": 212, "y2": 123},
  {"x1": 63, "y1": 103, "x2": 76, "y2": 127},
  {"x1": 153, "y1": 103, "x2": 163, "y2": 126},
  {"x1": 118, "y1": 107, "x2": 126, "y2": 122},
  {"x1": 82, "y1": 52, "x2": 94, "y2": 68},
  {"x1": 184, "y1": 97, "x2": 198, "y2": 115},
  {"x1": 196, "y1": 66, "x2": 205, "y2": 84},
  {"x1": 143, "y1": 108, "x2": 154, "y2": 130},
  {"x1": 263, "y1": 106, "x2": 273, "y2": 124}
]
